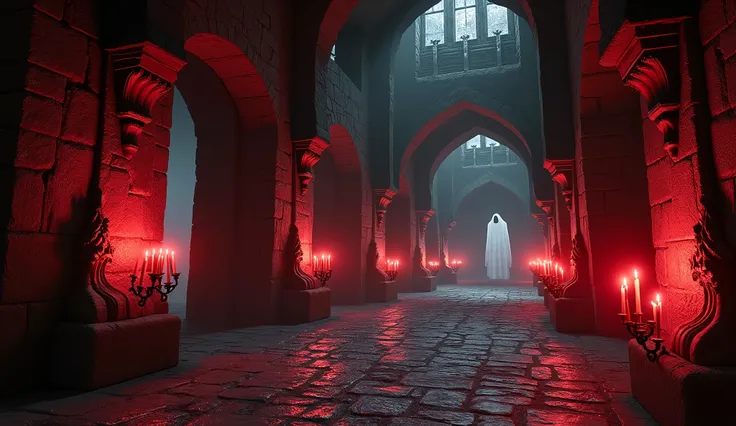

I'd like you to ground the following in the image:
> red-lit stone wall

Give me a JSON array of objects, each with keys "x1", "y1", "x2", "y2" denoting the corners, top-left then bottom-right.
[
  {"x1": 576, "y1": 4, "x2": 656, "y2": 336},
  {"x1": 645, "y1": 0, "x2": 736, "y2": 336},
  {"x1": 0, "y1": 1, "x2": 103, "y2": 394},
  {"x1": 0, "y1": 0, "x2": 372, "y2": 395}
]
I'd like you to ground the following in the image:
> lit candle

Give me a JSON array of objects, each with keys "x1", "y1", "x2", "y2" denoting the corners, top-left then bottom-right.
[
  {"x1": 171, "y1": 251, "x2": 177, "y2": 274},
  {"x1": 656, "y1": 294, "x2": 662, "y2": 338},
  {"x1": 327, "y1": 254, "x2": 331, "y2": 271},
  {"x1": 141, "y1": 250, "x2": 148, "y2": 279},
  {"x1": 133, "y1": 252, "x2": 139, "y2": 277},
  {"x1": 621, "y1": 283, "x2": 626, "y2": 314},
  {"x1": 165, "y1": 249, "x2": 171, "y2": 283},
  {"x1": 560, "y1": 268, "x2": 564, "y2": 281},
  {"x1": 651, "y1": 300, "x2": 658, "y2": 338},
  {"x1": 623, "y1": 278, "x2": 630, "y2": 321},
  {"x1": 634, "y1": 269, "x2": 642, "y2": 314},
  {"x1": 313, "y1": 255, "x2": 318, "y2": 272}
]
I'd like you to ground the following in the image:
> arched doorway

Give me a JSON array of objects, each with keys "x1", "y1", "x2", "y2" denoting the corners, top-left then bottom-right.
[
  {"x1": 313, "y1": 125, "x2": 370, "y2": 304},
  {"x1": 164, "y1": 34, "x2": 280, "y2": 331}
]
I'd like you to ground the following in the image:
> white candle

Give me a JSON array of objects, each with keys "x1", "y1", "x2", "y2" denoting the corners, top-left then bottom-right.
[
  {"x1": 165, "y1": 249, "x2": 171, "y2": 283},
  {"x1": 656, "y1": 294, "x2": 662, "y2": 338},
  {"x1": 621, "y1": 283, "x2": 626, "y2": 314},
  {"x1": 634, "y1": 269, "x2": 642, "y2": 314}
]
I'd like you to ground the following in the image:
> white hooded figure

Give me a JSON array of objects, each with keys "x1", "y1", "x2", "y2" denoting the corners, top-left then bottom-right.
[{"x1": 485, "y1": 213, "x2": 512, "y2": 280}]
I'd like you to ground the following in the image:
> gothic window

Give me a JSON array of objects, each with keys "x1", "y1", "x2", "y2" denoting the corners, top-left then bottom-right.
[
  {"x1": 415, "y1": 0, "x2": 520, "y2": 81},
  {"x1": 462, "y1": 136, "x2": 516, "y2": 168},
  {"x1": 331, "y1": 45, "x2": 336, "y2": 60},
  {"x1": 455, "y1": 0, "x2": 477, "y2": 42},
  {"x1": 424, "y1": 1, "x2": 445, "y2": 46},
  {"x1": 487, "y1": 3, "x2": 509, "y2": 36}
]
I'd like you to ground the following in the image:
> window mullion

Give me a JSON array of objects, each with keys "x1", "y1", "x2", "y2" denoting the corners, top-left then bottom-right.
[
  {"x1": 445, "y1": 0, "x2": 454, "y2": 45},
  {"x1": 478, "y1": 1, "x2": 488, "y2": 41}
]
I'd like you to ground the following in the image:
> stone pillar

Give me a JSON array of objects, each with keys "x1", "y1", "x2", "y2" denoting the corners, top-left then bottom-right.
[
  {"x1": 547, "y1": 159, "x2": 574, "y2": 265},
  {"x1": 439, "y1": 221, "x2": 458, "y2": 284},
  {"x1": 385, "y1": 193, "x2": 413, "y2": 292},
  {"x1": 365, "y1": 189, "x2": 398, "y2": 303},
  {"x1": 425, "y1": 213, "x2": 441, "y2": 265},
  {"x1": 599, "y1": 2, "x2": 736, "y2": 424},
  {"x1": 410, "y1": 210, "x2": 437, "y2": 292},
  {"x1": 282, "y1": 137, "x2": 331, "y2": 323},
  {"x1": 536, "y1": 200, "x2": 557, "y2": 260}
]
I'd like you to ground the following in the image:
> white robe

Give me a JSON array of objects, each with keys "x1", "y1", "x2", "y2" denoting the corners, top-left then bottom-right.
[{"x1": 485, "y1": 214, "x2": 512, "y2": 280}]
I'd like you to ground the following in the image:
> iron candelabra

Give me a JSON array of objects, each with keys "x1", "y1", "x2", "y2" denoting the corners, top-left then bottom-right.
[
  {"x1": 618, "y1": 313, "x2": 668, "y2": 362},
  {"x1": 314, "y1": 269, "x2": 332, "y2": 287},
  {"x1": 129, "y1": 272, "x2": 181, "y2": 307}
]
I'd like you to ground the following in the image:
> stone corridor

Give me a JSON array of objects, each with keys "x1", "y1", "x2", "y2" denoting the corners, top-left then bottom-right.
[{"x1": 0, "y1": 286, "x2": 654, "y2": 425}]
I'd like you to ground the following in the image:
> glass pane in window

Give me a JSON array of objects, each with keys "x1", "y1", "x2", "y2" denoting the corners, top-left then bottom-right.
[
  {"x1": 425, "y1": 13, "x2": 445, "y2": 46},
  {"x1": 428, "y1": 1, "x2": 444, "y2": 12},
  {"x1": 330, "y1": 45, "x2": 336, "y2": 60},
  {"x1": 466, "y1": 135, "x2": 482, "y2": 149},
  {"x1": 455, "y1": 6, "x2": 477, "y2": 41},
  {"x1": 487, "y1": 4, "x2": 509, "y2": 36},
  {"x1": 455, "y1": 0, "x2": 475, "y2": 7}
]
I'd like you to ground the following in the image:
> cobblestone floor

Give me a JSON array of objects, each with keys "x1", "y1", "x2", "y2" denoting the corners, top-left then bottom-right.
[{"x1": 0, "y1": 286, "x2": 656, "y2": 425}]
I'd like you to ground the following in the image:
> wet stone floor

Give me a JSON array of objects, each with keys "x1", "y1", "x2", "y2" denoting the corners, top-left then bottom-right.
[{"x1": 1, "y1": 286, "x2": 656, "y2": 425}]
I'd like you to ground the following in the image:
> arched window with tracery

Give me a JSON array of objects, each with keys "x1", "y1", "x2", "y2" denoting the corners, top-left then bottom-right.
[
  {"x1": 462, "y1": 135, "x2": 519, "y2": 168},
  {"x1": 416, "y1": 1, "x2": 520, "y2": 81}
]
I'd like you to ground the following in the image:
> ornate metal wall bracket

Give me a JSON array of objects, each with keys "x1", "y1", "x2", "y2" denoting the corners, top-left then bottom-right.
[
  {"x1": 108, "y1": 42, "x2": 185, "y2": 159},
  {"x1": 600, "y1": 21, "x2": 684, "y2": 160},
  {"x1": 293, "y1": 137, "x2": 329, "y2": 195},
  {"x1": 619, "y1": 314, "x2": 669, "y2": 362},
  {"x1": 374, "y1": 189, "x2": 395, "y2": 228}
]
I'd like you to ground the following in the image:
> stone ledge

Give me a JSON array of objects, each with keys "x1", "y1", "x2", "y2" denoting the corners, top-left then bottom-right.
[
  {"x1": 365, "y1": 280, "x2": 398, "y2": 303},
  {"x1": 536, "y1": 282, "x2": 544, "y2": 296},
  {"x1": 51, "y1": 314, "x2": 181, "y2": 391},
  {"x1": 543, "y1": 287, "x2": 550, "y2": 308},
  {"x1": 281, "y1": 287, "x2": 331, "y2": 325},
  {"x1": 548, "y1": 294, "x2": 595, "y2": 333},
  {"x1": 437, "y1": 273, "x2": 458, "y2": 285},
  {"x1": 629, "y1": 340, "x2": 736, "y2": 426},
  {"x1": 407, "y1": 276, "x2": 437, "y2": 293}
]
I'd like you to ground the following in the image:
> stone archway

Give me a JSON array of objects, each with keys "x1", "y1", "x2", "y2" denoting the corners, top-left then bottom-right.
[
  {"x1": 313, "y1": 124, "x2": 371, "y2": 304},
  {"x1": 175, "y1": 34, "x2": 280, "y2": 331}
]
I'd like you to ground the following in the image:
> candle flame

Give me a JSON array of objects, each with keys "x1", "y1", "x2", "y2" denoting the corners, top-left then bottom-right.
[
  {"x1": 171, "y1": 251, "x2": 175, "y2": 256},
  {"x1": 145, "y1": 250, "x2": 149, "y2": 256},
  {"x1": 165, "y1": 249, "x2": 169, "y2": 255},
  {"x1": 623, "y1": 277, "x2": 627, "y2": 286},
  {"x1": 656, "y1": 293, "x2": 661, "y2": 303},
  {"x1": 634, "y1": 269, "x2": 639, "y2": 279}
]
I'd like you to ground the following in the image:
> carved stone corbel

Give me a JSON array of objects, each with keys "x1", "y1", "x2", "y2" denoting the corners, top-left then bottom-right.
[
  {"x1": 108, "y1": 42, "x2": 185, "y2": 159},
  {"x1": 374, "y1": 189, "x2": 395, "y2": 228},
  {"x1": 67, "y1": 207, "x2": 130, "y2": 323},
  {"x1": 531, "y1": 213, "x2": 547, "y2": 231},
  {"x1": 544, "y1": 159, "x2": 574, "y2": 211},
  {"x1": 293, "y1": 137, "x2": 329, "y2": 195},
  {"x1": 600, "y1": 20, "x2": 684, "y2": 159},
  {"x1": 283, "y1": 224, "x2": 318, "y2": 290},
  {"x1": 561, "y1": 233, "x2": 592, "y2": 299},
  {"x1": 413, "y1": 210, "x2": 435, "y2": 276},
  {"x1": 417, "y1": 210, "x2": 434, "y2": 240}
]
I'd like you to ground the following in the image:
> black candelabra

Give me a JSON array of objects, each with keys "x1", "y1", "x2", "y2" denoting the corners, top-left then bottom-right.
[
  {"x1": 129, "y1": 272, "x2": 181, "y2": 307},
  {"x1": 427, "y1": 261, "x2": 440, "y2": 277},
  {"x1": 619, "y1": 313, "x2": 668, "y2": 362},
  {"x1": 314, "y1": 269, "x2": 332, "y2": 287}
]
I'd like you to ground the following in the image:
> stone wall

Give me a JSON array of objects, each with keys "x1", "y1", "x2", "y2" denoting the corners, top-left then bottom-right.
[{"x1": 647, "y1": 0, "x2": 736, "y2": 335}]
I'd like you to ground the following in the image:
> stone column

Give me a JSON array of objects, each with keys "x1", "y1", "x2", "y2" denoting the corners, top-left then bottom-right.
[
  {"x1": 385, "y1": 193, "x2": 413, "y2": 292},
  {"x1": 410, "y1": 210, "x2": 437, "y2": 293},
  {"x1": 439, "y1": 221, "x2": 458, "y2": 284},
  {"x1": 365, "y1": 189, "x2": 398, "y2": 303},
  {"x1": 599, "y1": 2, "x2": 736, "y2": 424}
]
